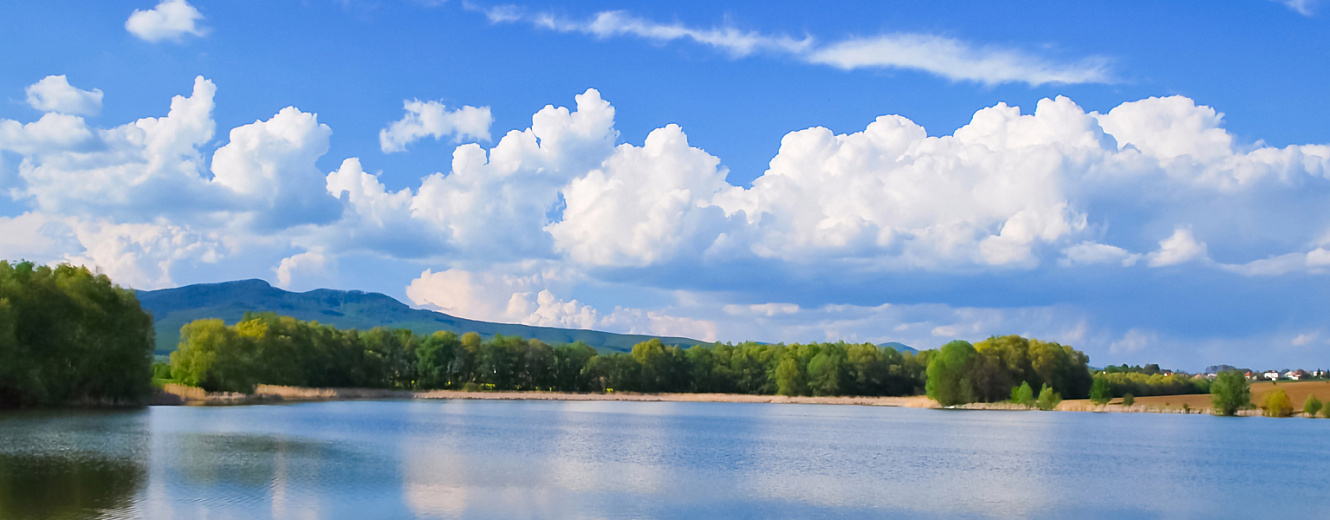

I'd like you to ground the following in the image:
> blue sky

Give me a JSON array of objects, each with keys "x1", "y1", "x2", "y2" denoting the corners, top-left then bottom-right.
[{"x1": 2, "y1": 0, "x2": 1328, "y2": 369}]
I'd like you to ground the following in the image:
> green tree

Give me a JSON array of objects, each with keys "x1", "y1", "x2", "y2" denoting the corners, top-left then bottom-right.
[
  {"x1": 1262, "y1": 388, "x2": 1293, "y2": 417},
  {"x1": 1210, "y1": 371, "x2": 1251, "y2": 416},
  {"x1": 774, "y1": 355, "x2": 806, "y2": 396},
  {"x1": 416, "y1": 331, "x2": 460, "y2": 389},
  {"x1": 806, "y1": 346, "x2": 846, "y2": 396},
  {"x1": 1121, "y1": 393, "x2": 1134, "y2": 407},
  {"x1": 926, "y1": 340, "x2": 978, "y2": 406},
  {"x1": 170, "y1": 319, "x2": 261, "y2": 393},
  {"x1": 0, "y1": 261, "x2": 154, "y2": 406},
  {"x1": 1302, "y1": 395, "x2": 1322, "y2": 418},
  {"x1": 1089, "y1": 377, "x2": 1112, "y2": 405},
  {"x1": 1010, "y1": 381, "x2": 1034, "y2": 407},
  {"x1": 553, "y1": 342, "x2": 597, "y2": 392},
  {"x1": 1036, "y1": 384, "x2": 1062, "y2": 411}
]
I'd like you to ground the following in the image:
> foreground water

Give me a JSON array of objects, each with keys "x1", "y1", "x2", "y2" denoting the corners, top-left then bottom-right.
[{"x1": 1, "y1": 400, "x2": 1325, "y2": 520}]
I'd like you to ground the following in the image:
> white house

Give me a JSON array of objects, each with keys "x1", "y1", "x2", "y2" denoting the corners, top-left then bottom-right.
[{"x1": 1263, "y1": 370, "x2": 1280, "y2": 381}]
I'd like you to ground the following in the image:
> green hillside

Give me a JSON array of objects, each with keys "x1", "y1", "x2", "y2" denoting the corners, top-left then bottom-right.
[
  {"x1": 137, "y1": 279, "x2": 707, "y2": 355},
  {"x1": 878, "y1": 341, "x2": 918, "y2": 354}
]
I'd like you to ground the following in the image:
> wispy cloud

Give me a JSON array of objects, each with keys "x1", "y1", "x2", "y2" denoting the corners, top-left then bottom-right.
[
  {"x1": 1274, "y1": 0, "x2": 1319, "y2": 16},
  {"x1": 465, "y1": 3, "x2": 1113, "y2": 86},
  {"x1": 807, "y1": 34, "x2": 1112, "y2": 86}
]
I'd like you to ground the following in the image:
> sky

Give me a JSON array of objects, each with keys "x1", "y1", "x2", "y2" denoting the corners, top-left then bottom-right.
[{"x1": 1, "y1": 0, "x2": 1328, "y2": 370}]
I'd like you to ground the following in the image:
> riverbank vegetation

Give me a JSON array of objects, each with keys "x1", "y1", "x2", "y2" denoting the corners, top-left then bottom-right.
[
  {"x1": 169, "y1": 312, "x2": 933, "y2": 396},
  {"x1": 923, "y1": 337, "x2": 1092, "y2": 406},
  {"x1": 0, "y1": 261, "x2": 154, "y2": 407}
]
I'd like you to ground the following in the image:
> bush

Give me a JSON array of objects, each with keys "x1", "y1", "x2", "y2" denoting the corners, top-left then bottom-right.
[
  {"x1": 1010, "y1": 381, "x2": 1034, "y2": 407},
  {"x1": 1036, "y1": 384, "x2": 1062, "y2": 411},
  {"x1": 1089, "y1": 377, "x2": 1112, "y2": 405},
  {"x1": 1121, "y1": 393, "x2": 1135, "y2": 407},
  {"x1": 1210, "y1": 371, "x2": 1251, "y2": 416},
  {"x1": 1304, "y1": 395, "x2": 1323, "y2": 418},
  {"x1": 1263, "y1": 389, "x2": 1293, "y2": 417}
]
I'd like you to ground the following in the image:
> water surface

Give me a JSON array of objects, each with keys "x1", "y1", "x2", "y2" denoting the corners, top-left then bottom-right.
[{"x1": 1, "y1": 400, "x2": 1325, "y2": 519}]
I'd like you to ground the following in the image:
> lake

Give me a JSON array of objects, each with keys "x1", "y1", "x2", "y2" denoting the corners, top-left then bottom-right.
[{"x1": 1, "y1": 400, "x2": 1325, "y2": 519}]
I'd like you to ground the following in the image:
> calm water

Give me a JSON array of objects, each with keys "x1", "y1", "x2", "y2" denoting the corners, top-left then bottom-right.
[{"x1": 1, "y1": 400, "x2": 1326, "y2": 520}]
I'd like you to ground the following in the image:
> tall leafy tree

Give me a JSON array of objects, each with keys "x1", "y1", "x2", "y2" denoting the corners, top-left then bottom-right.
[
  {"x1": 926, "y1": 340, "x2": 979, "y2": 406},
  {"x1": 1210, "y1": 370, "x2": 1251, "y2": 416}
]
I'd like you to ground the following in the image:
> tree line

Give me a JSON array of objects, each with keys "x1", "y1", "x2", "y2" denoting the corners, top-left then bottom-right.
[
  {"x1": 0, "y1": 261, "x2": 154, "y2": 407},
  {"x1": 168, "y1": 312, "x2": 936, "y2": 396}
]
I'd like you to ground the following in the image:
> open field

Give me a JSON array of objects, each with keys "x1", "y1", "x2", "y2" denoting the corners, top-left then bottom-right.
[{"x1": 1057, "y1": 380, "x2": 1330, "y2": 415}]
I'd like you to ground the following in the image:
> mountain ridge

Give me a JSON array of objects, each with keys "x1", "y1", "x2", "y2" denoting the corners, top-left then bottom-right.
[{"x1": 136, "y1": 279, "x2": 709, "y2": 354}]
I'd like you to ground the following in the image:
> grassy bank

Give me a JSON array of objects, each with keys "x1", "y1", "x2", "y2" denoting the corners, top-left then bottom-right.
[
  {"x1": 153, "y1": 383, "x2": 938, "y2": 407},
  {"x1": 152, "y1": 380, "x2": 1330, "y2": 416}
]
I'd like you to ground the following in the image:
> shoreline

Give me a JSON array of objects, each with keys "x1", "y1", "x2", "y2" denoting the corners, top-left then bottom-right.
[
  {"x1": 154, "y1": 383, "x2": 941, "y2": 408},
  {"x1": 153, "y1": 382, "x2": 1323, "y2": 417}
]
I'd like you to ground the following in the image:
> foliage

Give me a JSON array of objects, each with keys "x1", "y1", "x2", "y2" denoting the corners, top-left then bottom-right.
[
  {"x1": 1089, "y1": 377, "x2": 1112, "y2": 405},
  {"x1": 1262, "y1": 389, "x2": 1293, "y2": 418},
  {"x1": 1302, "y1": 395, "x2": 1321, "y2": 418},
  {"x1": 1036, "y1": 384, "x2": 1062, "y2": 411},
  {"x1": 924, "y1": 336, "x2": 1093, "y2": 406},
  {"x1": 1093, "y1": 371, "x2": 1208, "y2": 398},
  {"x1": 976, "y1": 335, "x2": 1093, "y2": 400},
  {"x1": 1210, "y1": 371, "x2": 1251, "y2": 416},
  {"x1": 1121, "y1": 393, "x2": 1135, "y2": 407},
  {"x1": 926, "y1": 341, "x2": 979, "y2": 406},
  {"x1": 169, "y1": 314, "x2": 929, "y2": 397},
  {"x1": 0, "y1": 261, "x2": 154, "y2": 406},
  {"x1": 1103, "y1": 363, "x2": 1163, "y2": 375},
  {"x1": 1010, "y1": 382, "x2": 1034, "y2": 407}
]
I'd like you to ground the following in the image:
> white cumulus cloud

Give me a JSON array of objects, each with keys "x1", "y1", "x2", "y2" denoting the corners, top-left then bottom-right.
[
  {"x1": 126, "y1": 0, "x2": 207, "y2": 43},
  {"x1": 406, "y1": 267, "x2": 598, "y2": 329},
  {"x1": 1147, "y1": 227, "x2": 1208, "y2": 267},
  {"x1": 25, "y1": 76, "x2": 104, "y2": 116},
  {"x1": 379, "y1": 100, "x2": 493, "y2": 153},
  {"x1": 274, "y1": 251, "x2": 329, "y2": 289}
]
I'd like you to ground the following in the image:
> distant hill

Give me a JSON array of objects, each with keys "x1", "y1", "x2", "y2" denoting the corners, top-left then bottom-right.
[
  {"x1": 136, "y1": 279, "x2": 707, "y2": 355},
  {"x1": 878, "y1": 342, "x2": 918, "y2": 354}
]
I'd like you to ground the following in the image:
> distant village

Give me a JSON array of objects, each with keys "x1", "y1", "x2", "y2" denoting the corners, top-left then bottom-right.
[{"x1": 1196, "y1": 366, "x2": 1329, "y2": 382}]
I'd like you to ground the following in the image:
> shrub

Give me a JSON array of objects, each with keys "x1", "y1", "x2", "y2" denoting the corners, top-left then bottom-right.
[
  {"x1": 1036, "y1": 384, "x2": 1062, "y2": 411},
  {"x1": 1304, "y1": 395, "x2": 1323, "y2": 418},
  {"x1": 1010, "y1": 381, "x2": 1034, "y2": 408},
  {"x1": 1121, "y1": 393, "x2": 1135, "y2": 407},
  {"x1": 1262, "y1": 389, "x2": 1293, "y2": 418}
]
